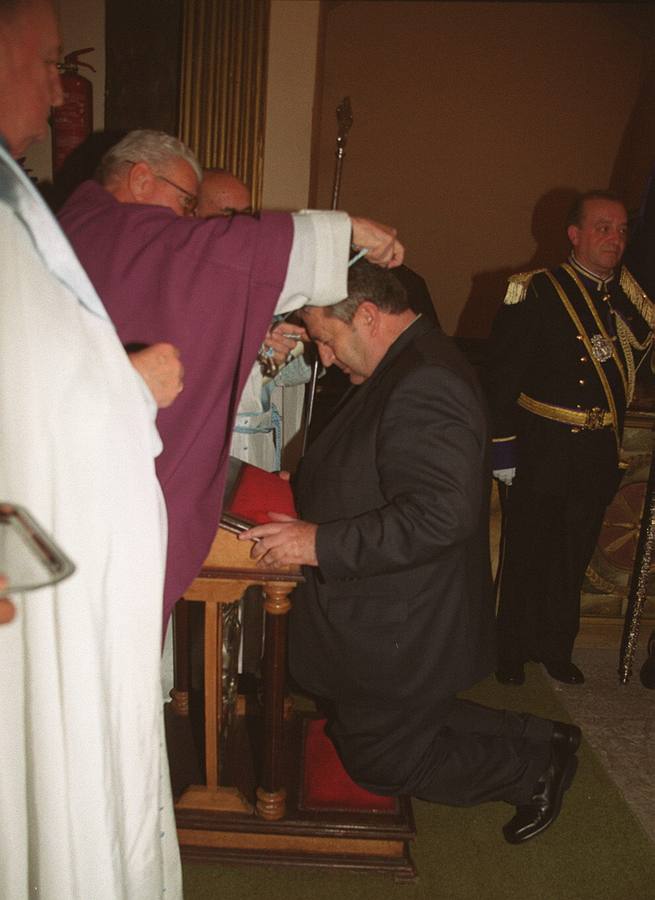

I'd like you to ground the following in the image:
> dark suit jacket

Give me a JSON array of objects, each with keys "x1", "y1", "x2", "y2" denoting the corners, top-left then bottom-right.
[
  {"x1": 392, "y1": 264, "x2": 440, "y2": 327},
  {"x1": 289, "y1": 316, "x2": 496, "y2": 711}
]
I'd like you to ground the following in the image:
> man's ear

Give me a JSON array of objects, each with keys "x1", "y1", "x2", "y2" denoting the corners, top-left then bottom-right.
[
  {"x1": 567, "y1": 224, "x2": 579, "y2": 249},
  {"x1": 127, "y1": 161, "x2": 156, "y2": 203},
  {"x1": 356, "y1": 300, "x2": 379, "y2": 331}
]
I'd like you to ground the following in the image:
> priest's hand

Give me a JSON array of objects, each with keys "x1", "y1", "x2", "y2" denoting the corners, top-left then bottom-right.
[
  {"x1": 0, "y1": 575, "x2": 15, "y2": 625},
  {"x1": 238, "y1": 512, "x2": 318, "y2": 567},
  {"x1": 129, "y1": 342, "x2": 184, "y2": 408},
  {"x1": 263, "y1": 321, "x2": 309, "y2": 368},
  {"x1": 350, "y1": 217, "x2": 404, "y2": 268}
]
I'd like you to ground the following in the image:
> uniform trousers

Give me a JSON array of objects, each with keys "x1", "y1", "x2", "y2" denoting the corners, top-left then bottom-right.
[{"x1": 496, "y1": 435, "x2": 620, "y2": 668}]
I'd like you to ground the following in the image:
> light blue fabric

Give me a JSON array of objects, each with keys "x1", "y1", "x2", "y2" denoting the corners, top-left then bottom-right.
[
  {"x1": 233, "y1": 354, "x2": 311, "y2": 470},
  {"x1": 0, "y1": 140, "x2": 109, "y2": 320}
]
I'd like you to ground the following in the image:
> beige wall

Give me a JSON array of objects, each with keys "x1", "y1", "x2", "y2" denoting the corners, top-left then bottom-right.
[
  {"x1": 24, "y1": 0, "x2": 320, "y2": 206},
  {"x1": 262, "y1": 0, "x2": 321, "y2": 210},
  {"x1": 25, "y1": 0, "x2": 105, "y2": 182},
  {"x1": 313, "y1": 1, "x2": 654, "y2": 336}
]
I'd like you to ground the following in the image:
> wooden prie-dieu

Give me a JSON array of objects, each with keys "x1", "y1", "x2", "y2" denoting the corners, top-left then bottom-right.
[{"x1": 167, "y1": 513, "x2": 416, "y2": 879}]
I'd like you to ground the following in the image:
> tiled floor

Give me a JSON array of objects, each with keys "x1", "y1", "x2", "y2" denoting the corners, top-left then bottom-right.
[
  {"x1": 489, "y1": 482, "x2": 655, "y2": 844},
  {"x1": 550, "y1": 619, "x2": 655, "y2": 844}
]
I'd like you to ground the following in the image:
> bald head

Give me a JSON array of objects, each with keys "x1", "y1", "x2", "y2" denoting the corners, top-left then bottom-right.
[{"x1": 197, "y1": 169, "x2": 252, "y2": 218}]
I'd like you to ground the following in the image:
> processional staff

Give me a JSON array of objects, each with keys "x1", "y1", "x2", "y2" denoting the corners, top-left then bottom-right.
[
  {"x1": 618, "y1": 450, "x2": 655, "y2": 684},
  {"x1": 300, "y1": 97, "x2": 354, "y2": 455}
]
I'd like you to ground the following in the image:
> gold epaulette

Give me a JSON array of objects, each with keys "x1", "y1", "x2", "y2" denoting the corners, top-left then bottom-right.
[
  {"x1": 503, "y1": 269, "x2": 547, "y2": 305},
  {"x1": 620, "y1": 267, "x2": 655, "y2": 329}
]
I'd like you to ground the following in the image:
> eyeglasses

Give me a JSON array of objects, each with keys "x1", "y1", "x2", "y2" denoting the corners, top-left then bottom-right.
[
  {"x1": 154, "y1": 173, "x2": 198, "y2": 217},
  {"x1": 124, "y1": 160, "x2": 199, "y2": 217}
]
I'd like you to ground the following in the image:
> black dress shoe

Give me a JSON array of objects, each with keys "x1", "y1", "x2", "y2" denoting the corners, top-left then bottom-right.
[
  {"x1": 550, "y1": 721, "x2": 582, "y2": 757},
  {"x1": 503, "y1": 752, "x2": 578, "y2": 844},
  {"x1": 495, "y1": 664, "x2": 525, "y2": 686},
  {"x1": 542, "y1": 661, "x2": 585, "y2": 684}
]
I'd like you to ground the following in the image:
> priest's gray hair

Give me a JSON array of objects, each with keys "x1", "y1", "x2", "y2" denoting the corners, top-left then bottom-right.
[
  {"x1": 96, "y1": 130, "x2": 202, "y2": 185},
  {"x1": 318, "y1": 258, "x2": 409, "y2": 323}
]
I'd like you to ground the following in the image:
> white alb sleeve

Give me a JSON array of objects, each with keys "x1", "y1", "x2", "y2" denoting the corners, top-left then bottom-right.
[{"x1": 274, "y1": 210, "x2": 351, "y2": 315}]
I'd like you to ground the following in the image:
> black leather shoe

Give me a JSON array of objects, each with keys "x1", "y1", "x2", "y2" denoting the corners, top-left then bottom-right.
[
  {"x1": 542, "y1": 661, "x2": 585, "y2": 684},
  {"x1": 495, "y1": 664, "x2": 525, "y2": 686},
  {"x1": 550, "y1": 721, "x2": 582, "y2": 757},
  {"x1": 503, "y1": 752, "x2": 578, "y2": 844}
]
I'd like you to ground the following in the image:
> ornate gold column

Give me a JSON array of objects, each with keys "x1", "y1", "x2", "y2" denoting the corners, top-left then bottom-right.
[{"x1": 179, "y1": 0, "x2": 270, "y2": 207}]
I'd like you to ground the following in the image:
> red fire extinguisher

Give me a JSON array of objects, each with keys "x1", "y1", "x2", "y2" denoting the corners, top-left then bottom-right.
[{"x1": 51, "y1": 47, "x2": 96, "y2": 175}]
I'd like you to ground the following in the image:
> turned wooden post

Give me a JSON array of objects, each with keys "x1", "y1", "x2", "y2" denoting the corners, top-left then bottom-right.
[
  {"x1": 170, "y1": 599, "x2": 190, "y2": 716},
  {"x1": 256, "y1": 582, "x2": 292, "y2": 820}
]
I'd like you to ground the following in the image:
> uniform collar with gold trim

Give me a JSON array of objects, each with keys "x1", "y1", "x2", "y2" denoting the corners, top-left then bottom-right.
[{"x1": 568, "y1": 253, "x2": 616, "y2": 292}]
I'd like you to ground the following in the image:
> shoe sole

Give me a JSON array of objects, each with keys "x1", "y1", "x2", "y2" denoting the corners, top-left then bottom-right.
[{"x1": 503, "y1": 755, "x2": 578, "y2": 845}]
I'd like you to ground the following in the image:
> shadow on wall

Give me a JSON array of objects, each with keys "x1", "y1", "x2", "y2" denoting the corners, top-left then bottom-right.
[
  {"x1": 610, "y1": 56, "x2": 655, "y2": 215},
  {"x1": 40, "y1": 130, "x2": 128, "y2": 213},
  {"x1": 456, "y1": 186, "x2": 579, "y2": 341}
]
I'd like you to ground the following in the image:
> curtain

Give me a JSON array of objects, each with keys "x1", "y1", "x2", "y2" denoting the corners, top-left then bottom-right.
[{"x1": 179, "y1": 0, "x2": 270, "y2": 208}]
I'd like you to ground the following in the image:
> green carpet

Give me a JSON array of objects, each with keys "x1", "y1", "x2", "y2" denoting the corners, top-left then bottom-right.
[{"x1": 182, "y1": 668, "x2": 655, "y2": 899}]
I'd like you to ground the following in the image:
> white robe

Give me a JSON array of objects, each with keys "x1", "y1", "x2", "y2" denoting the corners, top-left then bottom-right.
[{"x1": 0, "y1": 147, "x2": 182, "y2": 899}]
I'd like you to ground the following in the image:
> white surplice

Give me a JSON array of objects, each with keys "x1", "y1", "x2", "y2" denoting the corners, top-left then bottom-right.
[{"x1": 0, "y1": 146, "x2": 182, "y2": 899}]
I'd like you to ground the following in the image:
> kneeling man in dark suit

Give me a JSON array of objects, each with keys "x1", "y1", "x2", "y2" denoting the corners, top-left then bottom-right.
[{"x1": 240, "y1": 259, "x2": 580, "y2": 844}]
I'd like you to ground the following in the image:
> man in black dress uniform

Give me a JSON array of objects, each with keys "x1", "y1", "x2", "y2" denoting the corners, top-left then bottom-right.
[{"x1": 486, "y1": 191, "x2": 654, "y2": 686}]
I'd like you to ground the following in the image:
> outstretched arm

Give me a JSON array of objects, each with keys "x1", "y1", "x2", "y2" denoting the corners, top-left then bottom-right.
[{"x1": 276, "y1": 211, "x2": 405, "y2": 317}]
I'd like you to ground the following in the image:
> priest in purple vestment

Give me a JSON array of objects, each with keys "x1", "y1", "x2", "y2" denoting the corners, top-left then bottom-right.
[{"x1": 58, "y1": 130, "x2": 404, "y2": 630}]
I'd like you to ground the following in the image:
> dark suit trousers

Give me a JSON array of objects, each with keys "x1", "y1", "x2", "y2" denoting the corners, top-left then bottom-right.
[{"x1": 327, "y1": 696, "x2": 553, "y2": 807}]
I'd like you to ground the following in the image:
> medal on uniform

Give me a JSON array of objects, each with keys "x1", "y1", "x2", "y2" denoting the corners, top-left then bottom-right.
[{"x1": 590, "y1": 333, "x2": 613, "y2": 362}]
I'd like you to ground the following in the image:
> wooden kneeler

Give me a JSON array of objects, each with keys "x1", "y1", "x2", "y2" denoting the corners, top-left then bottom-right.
[
  {"x1": 171, "y1": 522, "x2": 301, "y2": 821},
  {"x1": 167, "y1": 457, "x2": 416, "y2": 878}
]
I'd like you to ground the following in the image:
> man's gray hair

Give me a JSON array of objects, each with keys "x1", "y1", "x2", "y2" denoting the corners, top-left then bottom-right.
[
  {"x1": 96, "y1": 130, "x2": 202, "y2": 184},
  {"x1": 319, "y1": 259, "x2": 409, "y2": 323}
]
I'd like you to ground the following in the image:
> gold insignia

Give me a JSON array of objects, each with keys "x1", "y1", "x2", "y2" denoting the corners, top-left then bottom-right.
[{"x1": 503, "y1": 269, "x2": 547, "y2": 305}]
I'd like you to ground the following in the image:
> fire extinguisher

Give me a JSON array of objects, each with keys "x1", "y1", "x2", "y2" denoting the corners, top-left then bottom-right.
[{"x1": 51, "y1": 47, "x2": 96, "y2": 175}]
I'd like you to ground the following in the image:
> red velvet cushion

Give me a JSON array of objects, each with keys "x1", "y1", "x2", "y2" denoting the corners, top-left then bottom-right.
[
  {"x1": 226, "y1": 462, "x2": 296, "y2": 524},
  {"x1": 302, "y1": 718, "x2": 396, "y2": 812}
]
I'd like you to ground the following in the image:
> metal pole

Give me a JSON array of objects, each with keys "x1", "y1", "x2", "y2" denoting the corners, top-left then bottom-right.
[
  {"x1": 619, "y1": 449, "x2": 655, "y2": 683},
  {"x1": 300, "y1": 97, "x2": 354, "y2": 454}
]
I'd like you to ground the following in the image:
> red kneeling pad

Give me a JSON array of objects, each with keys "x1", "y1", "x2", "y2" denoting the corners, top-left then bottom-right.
[{"x1": 302, "y1": 718, "x2": 396, "y2": 812}]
